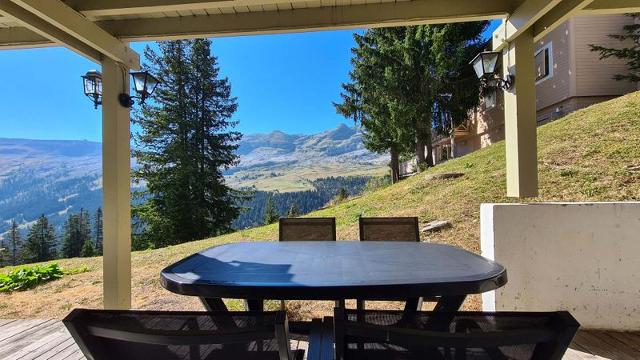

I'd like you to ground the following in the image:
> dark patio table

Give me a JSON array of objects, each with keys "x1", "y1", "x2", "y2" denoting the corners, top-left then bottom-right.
[{"x1": 161, "y1": 241, "x2": 507, "y2": 315}]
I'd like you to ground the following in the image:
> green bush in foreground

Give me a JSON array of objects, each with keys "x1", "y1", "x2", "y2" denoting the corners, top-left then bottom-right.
[{"x1": 0, "y1": 263, "x2": 88, "y2": 293}]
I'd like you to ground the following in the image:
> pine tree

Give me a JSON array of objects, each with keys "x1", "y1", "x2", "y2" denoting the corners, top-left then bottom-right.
[
  {"x1": 590, "y1": 14, "x2": 640, "y2": 83},
  {"x1": 335, "y1": 188, "x2": 349, "y2": 202},
  {"x1": 263, "y1": 195, "x2": 279, "y2": 225},
  {"x1": 62, "y1": 209, "x2": 92, "y2": 258},
  {"x1": 80, "y1": 240, "x2": 96, "y2": 257},
  {"x1": 94, "y1": 207, "x2": 103, "y2": 255},
  {"x1": 0, "y1": 237, "x2": 8, "y2": 267},
  {"x1": 336, "y1": 23, "x2": 487, "y2": 172},
  {"x1": 133, "y1": 39, "x2": 242, "y2": 248},
  {"x1": 8, "y1": 219, "x2": 23, "y2": 265},
  {"x1": 286, "y1": 202, "x2": 300, "y2": 218},
  {"x1": 22, "y1": 215, "x2": 57, "y2": 263}
]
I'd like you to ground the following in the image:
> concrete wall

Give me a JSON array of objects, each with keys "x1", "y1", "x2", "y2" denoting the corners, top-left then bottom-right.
[{"x1": 480, "y1": 202, "x2": 640, "y2": 330}]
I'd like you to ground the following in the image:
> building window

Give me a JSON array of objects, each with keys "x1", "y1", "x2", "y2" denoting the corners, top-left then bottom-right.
[{"x1": 535, "y1": 43, "x2": 553, "y2": 84}]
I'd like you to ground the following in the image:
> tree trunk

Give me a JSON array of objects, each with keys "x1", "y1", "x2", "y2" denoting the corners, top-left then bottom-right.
[
  {"x1": 415, "y1": 119, "x2": 432, "y2": 169},
  {"x1": 415, "y1": 138, "x2": 426, "y2": 170},
  {"x1": 426, "y1": 134, "x2": 434, "y2": 167},
  {"x1": 449, "y1": 112, "x2": 456, "y2": 159},
  {"x1": 390, "y1": 147, "x2": 400, "y2": 184},
  {"x1": 450, "y1": 134, "x2": 455, "y2": 159}
]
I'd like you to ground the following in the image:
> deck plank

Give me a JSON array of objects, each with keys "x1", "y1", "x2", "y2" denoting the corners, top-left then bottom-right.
[
  {"x1": 32, "y1": 338, "x2": 77, "y2": 360},
  {"x1": 10, "y1": 322, "x2": 71, "y2": 360},
  {"x1": 0, "y1": 320, "x2": 60, "y2": 359},
  {"x1": 0, "y1": 320, "x2": 46, "y2": 342},
  {"x1": 0, "y1": 319, "x2": 637, "y2": 360}
]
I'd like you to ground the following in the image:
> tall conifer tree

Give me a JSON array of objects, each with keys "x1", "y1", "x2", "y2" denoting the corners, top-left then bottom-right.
[
  {"x1": 62, "y1": 209, "x2": 91, "y2": 258},
  {"x1": 22, "y1": 215, "x2": 56, "y2": 263},
  {"x1": 94, "y1": 207, "x2": 103, "y2": 255},
  {"x1": 133, "y1": 39, "x2": 242, "y2": 247},
  {"x1": 0, "y1": 236, "x2": 8, "y2": 267},
  {"x1": 8, "y1": 219, "x2": 22, "y2": 265},
  {"x1": 337, "y1": 23, "x2": 487, "y2": 171},
  {"x1": 263, "y1": 195, "x2": 279, "y2": 225}
]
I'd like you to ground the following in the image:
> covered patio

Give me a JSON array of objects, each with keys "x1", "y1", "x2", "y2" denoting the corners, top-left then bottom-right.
[{"x1": 1, "y1": 0, "x2": 640, "y2": 359}]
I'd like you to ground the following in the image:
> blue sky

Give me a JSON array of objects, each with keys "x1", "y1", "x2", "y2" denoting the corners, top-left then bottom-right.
[{"x1": 0, "y1": 22, "x2": 499, "y2": 142}]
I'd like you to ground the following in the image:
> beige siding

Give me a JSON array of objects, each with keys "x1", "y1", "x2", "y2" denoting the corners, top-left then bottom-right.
[
  {"x1": 535, "y1": 21, "x2": 571, "y2": 111},
  {"x1": 572, "y1": 15, "x2": 637, "y2": 97}
]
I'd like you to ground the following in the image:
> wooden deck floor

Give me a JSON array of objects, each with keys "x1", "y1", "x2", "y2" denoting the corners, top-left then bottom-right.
[{"x1": 0, "y1": 319, "x2": 638, "y2": 359}]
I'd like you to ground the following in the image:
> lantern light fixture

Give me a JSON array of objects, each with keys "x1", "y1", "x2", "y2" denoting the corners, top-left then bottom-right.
[
  {"x1": 82, "y1": 70, "x2": 159, "y2": 109},
  {"x1": 81, "y1": 70, "x2": 103, "y2": 109},
  {"x1": 470, "y1": 51, "x2": 514, "y2": 90},
  {"x1": 118, "y1": 71, "x2": 160, "y2": 108}
]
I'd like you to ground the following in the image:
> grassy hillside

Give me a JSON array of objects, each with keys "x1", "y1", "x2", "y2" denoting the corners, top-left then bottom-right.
[{"x1": 2, "y1": 92, "x2": 639, "y2": 320}]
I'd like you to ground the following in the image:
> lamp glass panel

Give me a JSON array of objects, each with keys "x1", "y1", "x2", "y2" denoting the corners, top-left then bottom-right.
[
  {"x1": 482, "y1": 53, "x2": 499, "y2": 75},
  {"x1": 132, "y1": 72, "x2": 147, "y2": 93},
  {"x1": 95, "y1": 77, "x2": 102, "y2": 95},
  {"x1": 472, "y1": 58, "x2": 485, "y2": 78},
  {"x1": 83, "y1": 78, "x2": 93, "y2": 95},
  {"x1": 145, "y1": 74, "x2": 159, "y2": 95}
]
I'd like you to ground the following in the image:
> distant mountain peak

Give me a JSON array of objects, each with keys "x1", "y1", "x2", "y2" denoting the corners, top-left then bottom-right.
[{"x1": 324, "y1": 123, "x2": 356, "y2": 140}]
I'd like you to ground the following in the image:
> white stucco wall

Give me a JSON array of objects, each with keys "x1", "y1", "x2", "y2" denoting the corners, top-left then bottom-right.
[{"x1": 480, "y1": 202, "x2": 640, "y2": 330}]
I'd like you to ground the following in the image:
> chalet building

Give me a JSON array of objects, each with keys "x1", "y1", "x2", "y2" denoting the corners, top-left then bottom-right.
[{"x1": 431, "y1": 14, "x2": 638, "y2": 166}]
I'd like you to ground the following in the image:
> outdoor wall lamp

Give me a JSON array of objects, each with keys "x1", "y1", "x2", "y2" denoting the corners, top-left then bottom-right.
[
  {"x1": 118, "y1": 71, "x2": 160, "y2": 108},
  {"x1": 81, "y1": 70, "x2": 103, "y2": 109},
  {"x1": 82, "y1": 70, "x2": 159, "y2": 109},
  {"x1": 470, "y1": 51, "x2": 514, "y2": 91}
]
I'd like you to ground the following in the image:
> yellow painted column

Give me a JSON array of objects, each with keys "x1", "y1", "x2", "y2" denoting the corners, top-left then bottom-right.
[
  {"x1": 101, "y1": 58, "x2": 132, "y2": 309},
  {"x1": 503, "y1": 28, "x2": 538, "y2": 198}
]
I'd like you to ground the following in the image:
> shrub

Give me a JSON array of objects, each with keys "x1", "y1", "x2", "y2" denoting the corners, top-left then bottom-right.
[{"x1": 0, "y1": 263, "x2": 65, "y2": 292}]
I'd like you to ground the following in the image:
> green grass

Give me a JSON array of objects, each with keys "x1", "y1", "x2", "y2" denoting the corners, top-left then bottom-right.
[
  {"x1": 2, "y1": 92, "x2": 639, "y2": 319},
  {"x1": 226, "y1": 164, "x2": 388, "y2": 192}
]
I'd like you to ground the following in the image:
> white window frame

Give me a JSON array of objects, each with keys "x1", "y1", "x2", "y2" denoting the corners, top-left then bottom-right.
[{"x1": 534, "y1": 42, "x2": 554, "y2": 85}]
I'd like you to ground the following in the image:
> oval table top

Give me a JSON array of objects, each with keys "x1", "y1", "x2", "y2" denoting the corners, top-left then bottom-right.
[{"x1": 161, "y1": 241, "x2": 507, "y2": 300}]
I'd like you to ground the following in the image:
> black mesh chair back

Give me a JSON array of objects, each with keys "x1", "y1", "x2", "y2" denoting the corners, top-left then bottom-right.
[
  {"x1": 279, "y1": 218, "x2": 336, "y2": 241},
  {"x1": 359, "y1": 217, "x2": 420, "y2": 242},
  {"x1": 63, "y1": 309, "x2": 302, "y2": 360},
  {"x1": 334, "y1": 309, "x2": 579, "y2": 360},
  {"x1": 278, "y1": 217, "x2": 341, "y2": 309}
]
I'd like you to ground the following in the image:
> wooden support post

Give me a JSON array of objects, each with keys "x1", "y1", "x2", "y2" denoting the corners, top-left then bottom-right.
[
  {"x1": 101, "y1": 57, "x2": 132, "y2": 309},
  {"x1": 503, "y1": 28, "x2": 538, "y2": 198}
]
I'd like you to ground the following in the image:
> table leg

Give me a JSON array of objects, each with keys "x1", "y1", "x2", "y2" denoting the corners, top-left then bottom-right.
[
  {"x1": 426, "y1": 295, "x2": 466, "y2": 330},
  {"x1": 244, "y1": 299, "x2": 264, "y2": 312},
  {"x1": 200, "y1": 297, "x2": 228, "y2": 312},
  {"x1": 403, "y1": 298, "x2": 421, "y2": 313}
]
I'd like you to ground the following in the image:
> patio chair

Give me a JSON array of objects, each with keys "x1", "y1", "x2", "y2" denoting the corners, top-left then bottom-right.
[
  {"x1": 334, "y1": 308, "x2": 580, "y2": 360},
  {"x1": 279, "y1": 217, "x2": 337, "y2": 241},
  {"x1": 358, "y1": 217, "x2": 423, "y2": 311},
  {"x1": 358, "y1": 217, "x2": 420, "y2": 242},
  {"x1": 63, "y1": 309, "x2": 304, "y2": 360},
  {"x1": 279, "y1": 217, "x2": 342, "y2": 310}
]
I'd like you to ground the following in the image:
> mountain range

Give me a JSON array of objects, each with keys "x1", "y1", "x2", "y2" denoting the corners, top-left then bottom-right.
[{"x1": 0, "y1": 124, "x2": 387, "y2": 235}]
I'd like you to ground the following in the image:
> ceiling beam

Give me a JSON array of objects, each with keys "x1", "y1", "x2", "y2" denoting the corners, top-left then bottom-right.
[
  {"x1": 9, "y1": 0, "x2": 139, "y2": 68},
  {"x1": 0, "y1": 23, "x2": 49, "y2": 48},
  {"x1": 533, "y1": 0, "x2": 594, "y2": 42},
  {"x1": 492, "y1": 0, "x2": 562, "y2": 51},
  {"x1": 96, "y1": 0, "x2": 510, "y2": 41},
  {"x1": 580, "y1": 0, "x2": 640, "y2": 15},
  {"x1": 64, "y1": 0, "x2": 297, "y2": 17},
  {"x1": 0, "y1": 0, "x2": 102, "y2": 61}
]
